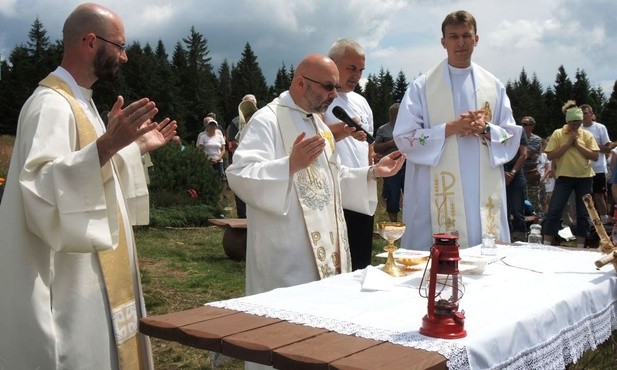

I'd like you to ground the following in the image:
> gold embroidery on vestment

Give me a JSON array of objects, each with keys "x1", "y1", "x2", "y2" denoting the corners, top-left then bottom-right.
[
  {"x1": 311, "y1": 232, "x2": 321, "y2": 246},
  {"x1": 434, "y1": 171, "x2": 457, "y2": 232},
  {"x1": 317, "y1": 246, "x2": 326, "y2": 261},
  {"x1": 484, "y1": 196, "x2": 498, "y2": 235},
  {"x1": 483, "y1": 102, "x2": 492, "y2": 122}
]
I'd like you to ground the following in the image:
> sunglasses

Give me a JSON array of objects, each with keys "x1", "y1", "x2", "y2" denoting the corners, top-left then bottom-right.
[{"x1": 302, "y1": 75, "x2": 341, "y2": 92}]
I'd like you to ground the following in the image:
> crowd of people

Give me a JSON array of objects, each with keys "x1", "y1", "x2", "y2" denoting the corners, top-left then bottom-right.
[{"x1": 0, "y1": 3, "x2": 612, "y2": 369}]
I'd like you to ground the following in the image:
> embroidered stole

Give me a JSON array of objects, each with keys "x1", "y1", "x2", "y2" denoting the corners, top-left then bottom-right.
[
  {"x1": 268, "y1": 101, "x2": 351, "y2": 278},
  {"x1": 425, "y1": 61, "x2": 503, "y2": 247},
  {"x1": 40, "y1": 75, "x2": 142, "y2": 369}
]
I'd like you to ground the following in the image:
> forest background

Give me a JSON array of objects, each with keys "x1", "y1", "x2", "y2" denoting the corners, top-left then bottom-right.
[
  {"x1": 1, "y1": 18, "x2": 617, "y2": 369},
  {"x1": 1, "y1": 18, "x2": 617, "y2": 146}
]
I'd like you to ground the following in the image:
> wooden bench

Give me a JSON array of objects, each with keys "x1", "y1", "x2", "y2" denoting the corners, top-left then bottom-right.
[{"x1": 208, "y1": 218, "x2": 247, "y2": 261}]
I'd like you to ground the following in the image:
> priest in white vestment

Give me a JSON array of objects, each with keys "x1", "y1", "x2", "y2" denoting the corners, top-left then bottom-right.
[
  {"x1": 393, "y1": 10, "x2": 522, "y2": 250},
  {"x1": 227, "y1": 54, "x2": 405, "y2": 298},
  {"x1": 0, "y1": 4, "x2": 177, "y2": 369}
]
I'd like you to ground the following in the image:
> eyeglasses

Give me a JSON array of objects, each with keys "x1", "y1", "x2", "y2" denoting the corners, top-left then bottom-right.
[
  {"x1": 521, "y1": 123, "x2": 534, "y2": 126},
  {"x1": 95, "y1": 35, "x2": 126, "y2": 51},
  {"x1": 302, "y1": 75, "x2": 341, "y2": 92}
]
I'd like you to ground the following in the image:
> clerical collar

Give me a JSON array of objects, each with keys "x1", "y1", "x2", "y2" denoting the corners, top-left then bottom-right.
[{"x1": 447, "y1": 64, "x2": 472, "y2": 75}]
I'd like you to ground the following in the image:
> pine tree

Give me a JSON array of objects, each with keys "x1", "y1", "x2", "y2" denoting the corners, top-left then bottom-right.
[
  {"x1": 178, "y1": 26, "x2": 220, "y2": 142},
  {"x1": 273, "y1": 63, "x2": 291, "y2": 96},
  {"x1": 393, "y1": 71, "x2": 409, "y2": 102},
  {"x1": 603, "y1": 82, "x2": 617, "y2": 139},
  {"x1": 218, "y1": 59, "x2": 234, "y2": 127},
  {"x1": 231, "y1": 42, "x2": 268, "y2": 107}
]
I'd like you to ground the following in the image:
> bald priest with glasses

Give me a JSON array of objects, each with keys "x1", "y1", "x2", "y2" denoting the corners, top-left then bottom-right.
[{"x1": 226, "y1": 53, "x2": 404, "y2": 301}]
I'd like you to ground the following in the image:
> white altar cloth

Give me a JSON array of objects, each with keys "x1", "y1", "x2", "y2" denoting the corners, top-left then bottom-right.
[{"x1": 209, "y1": 244, "x2": 617, "y2": 369}]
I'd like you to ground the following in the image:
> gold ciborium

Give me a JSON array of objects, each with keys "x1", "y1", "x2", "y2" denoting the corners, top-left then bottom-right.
[{"x1": 378, "y1": 221, "x2": 407, "y2": 277}]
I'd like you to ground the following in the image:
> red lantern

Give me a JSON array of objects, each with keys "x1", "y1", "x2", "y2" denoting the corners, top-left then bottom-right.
[{"x1": 419, "y1": 233, "x2": 466, "y2": 339}]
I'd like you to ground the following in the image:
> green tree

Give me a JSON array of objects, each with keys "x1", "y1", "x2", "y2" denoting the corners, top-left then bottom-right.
[
  {"x1": 393, "y1": 70, "x2": 408, "y2": 102},
  {"x1": 177, "y1": 27, "x2": 220, "y2": 143},
  {"x1": 362, "y1": 67, "x2": 396, "y2": 133},
  {"x1": 272, "y1": 63, "x2": 291, "y2": 97},
  {"x1": 0, "y1": 18, "x2": 62, "y2": 135},
  {"x1": 550, "y1": 65, "x2": 574, "y2": 129},
  {"x1": 573, "y1": 69, "x2": 593, "y2": 109},
  {"x1": 218, "y1": 59, "x2": 234, "y2": 127},
  {"x1": 231, "y1": 42, "x2": 268, "y2": 108},
  {"x1": 506, "y1": 69, "x2": 549, "y2": 137},
  {"x1": 602, "y1": 82, "x2": 617, "y2": 139}
]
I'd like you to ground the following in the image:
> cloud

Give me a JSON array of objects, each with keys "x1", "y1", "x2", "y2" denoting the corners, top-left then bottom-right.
[
  {"x1": 0, "y1": 0, "x2": 18, "y2": 17},
  {"x1": 0, "y1": 0, "x2": 613, "y2": 96}
]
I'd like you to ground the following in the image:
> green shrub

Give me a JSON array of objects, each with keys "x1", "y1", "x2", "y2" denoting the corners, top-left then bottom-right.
[
  {"x1": 148, "y1": 143, "x2": 223, "y2": 226},
  {"x1": 147, "y1": 204, "x2": 218, "y2": 227}
]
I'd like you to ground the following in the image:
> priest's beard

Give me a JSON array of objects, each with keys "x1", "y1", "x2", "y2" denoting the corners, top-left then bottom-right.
[
  {"x1": 93, "y1": 48, "x2": 120, "y2": 82},
  {"x1": 305, "y1": 84, "x2": 334, "y2": 114}
]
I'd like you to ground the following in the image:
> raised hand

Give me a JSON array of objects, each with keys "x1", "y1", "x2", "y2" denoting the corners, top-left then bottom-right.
[
  {"x1": 96, "y1": 96, "x2": 176, "y2": 165},
  {"x1": 373, "y1": 150, "x2": 406, "y2": 178},
  {"x1": 289, "y1": 132, "x2": 326, "y2": 175},
  {"x1": 135, "y1": 118, "x2": 178, "y2": 154}
]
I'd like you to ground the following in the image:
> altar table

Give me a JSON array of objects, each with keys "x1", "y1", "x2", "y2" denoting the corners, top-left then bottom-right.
[{"x1": 140, "y1": 244, "x2": 617, "y2": 369}]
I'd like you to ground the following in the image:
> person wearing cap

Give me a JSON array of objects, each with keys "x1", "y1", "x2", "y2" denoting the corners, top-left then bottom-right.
[
  {"x1": 542, "y1": 101, "x2": 600, "y2": 247},
  {"x1": 197, "y1": 115, "x2": 223, "y2": 146},
  {"x1": 197, "y1": 117, "x2": 226, "y2": 178}
]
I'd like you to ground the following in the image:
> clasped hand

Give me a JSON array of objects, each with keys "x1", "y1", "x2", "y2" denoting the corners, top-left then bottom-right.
[{"x1": 451, "y1": 110, "x2": 487, "y2": 136}]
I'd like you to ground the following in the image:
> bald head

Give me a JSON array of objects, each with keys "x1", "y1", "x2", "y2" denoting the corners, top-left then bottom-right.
[
  {"x1": 291, "y1": 54, "x2": 339, "y2": 113},
  {"x1": 61, "y1": 3, "x2": 127, "y2": 87},
  {"x1": 295, "y1": 54, "x2": 336, "y2": 77},
  {"x1": 63, "y1": 3, "x2": 122, "y2": 45}
]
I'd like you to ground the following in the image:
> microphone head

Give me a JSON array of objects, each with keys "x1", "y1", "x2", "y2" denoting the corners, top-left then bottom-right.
[{"x1": 332, "y1": 106, "x2": 347, "y2": 120}]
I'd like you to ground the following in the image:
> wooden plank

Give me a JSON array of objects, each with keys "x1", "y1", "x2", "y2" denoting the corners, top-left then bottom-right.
[
  {"x1": 141, "y1": 308, "x2": 448, "y2": 370},
  {"x1": 273, "y1": 332, "x2": 383, "y2": 370},
  {"x1": 139, "y1": 306, "x2": 235, "y2": 344},
  {"x1": 330, "y1": 342, "x2": 447, "y2": 370},
  {"x1": 180, "y1": 311, "x2": 282, "y2": 352},
  {"x1": 222, "y1": 321, "x2": 329, "y2": 365},
  {"x1": 208, "y1": 218, "x2": 247, "y2": 229}
]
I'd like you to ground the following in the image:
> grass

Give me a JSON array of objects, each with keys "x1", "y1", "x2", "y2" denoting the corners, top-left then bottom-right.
[
  {"x1": 0, "y1": 137, "x2": 615, "y2": 369},
  {"x1": 136, "y1": 226, "x2": 245, "y2": 370},
  {"x1": 137, "y1": 186, "x2": 617, "y2": 370}
]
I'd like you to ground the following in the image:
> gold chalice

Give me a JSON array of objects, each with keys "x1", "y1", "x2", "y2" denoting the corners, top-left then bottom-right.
[{"x1": 378, "y1": 221, "x2": 407, "y2": 277}]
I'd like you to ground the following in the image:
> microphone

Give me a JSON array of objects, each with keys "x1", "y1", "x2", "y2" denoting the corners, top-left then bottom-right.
[{"x1": 332, "y1": 106, "x2": 375, "y2": 144}]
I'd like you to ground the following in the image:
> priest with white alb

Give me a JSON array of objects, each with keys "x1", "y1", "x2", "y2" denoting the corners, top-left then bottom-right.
[
  {"x1": 394, "y1": 10, "x2": 522, "y2": 250},
  {"x1": 0, "y1": 4, "x2": 177, "y2": 369},
  {"x1": 226, "y1": 54, "x2": 405, "y2": 298}
]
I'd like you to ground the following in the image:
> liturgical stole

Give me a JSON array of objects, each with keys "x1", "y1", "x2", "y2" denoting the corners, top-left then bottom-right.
[
  {"x1": 268, "y1": 101, "x2": 351, "y2": 278},
  {"x1": 425, "y1": 61, "x2": 503, "y2": 247},
  {"x1": 39, "y1": 74, "x2": 142, "y2": 369}
]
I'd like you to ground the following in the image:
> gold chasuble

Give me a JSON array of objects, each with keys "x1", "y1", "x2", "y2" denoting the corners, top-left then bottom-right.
[
  {"x1": 425, "y1": 61, "x2": 503, "y2": 247},
  {"x1": 39, "y1": 75, "x2": 142, "y2": 369},
  {"x1": 268, "y1": 101, "x2": 351, "y2": 278}
]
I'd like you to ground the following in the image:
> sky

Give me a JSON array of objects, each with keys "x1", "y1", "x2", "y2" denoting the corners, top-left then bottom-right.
[{"x1": 0, "y1": 0, "x2": 615, "y2": 98}]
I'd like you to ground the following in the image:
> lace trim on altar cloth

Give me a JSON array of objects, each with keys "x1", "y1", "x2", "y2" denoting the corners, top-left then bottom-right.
[
  {"x1": 209, "y1": 299, "x2": 470, "y2": 369},
  {"x1": 492, "y1": 300, "x2": 617, "y2": 370},
  {"x1": 209, "y1": 297, "x2": 617, "y2": 370}
]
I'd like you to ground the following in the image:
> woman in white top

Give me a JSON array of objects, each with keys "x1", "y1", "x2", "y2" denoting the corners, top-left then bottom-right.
[{"x1": 197, "y1": 119, "x2": 226, "y2": 178}]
